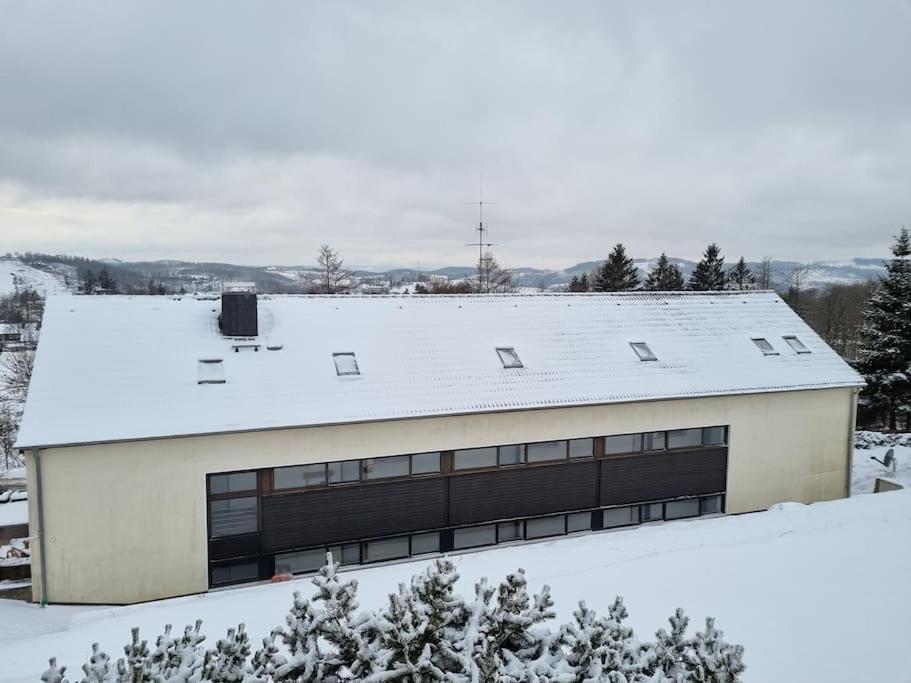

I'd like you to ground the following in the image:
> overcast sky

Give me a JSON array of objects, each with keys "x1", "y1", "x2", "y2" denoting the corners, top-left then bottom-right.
[{"x1": 1, "y1": 2, "x2": 909, "y2": 269}]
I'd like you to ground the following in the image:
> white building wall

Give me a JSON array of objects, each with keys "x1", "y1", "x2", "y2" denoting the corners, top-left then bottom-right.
[{"x1": 26, "y1": 387, "x2": 857, "y2": 604}]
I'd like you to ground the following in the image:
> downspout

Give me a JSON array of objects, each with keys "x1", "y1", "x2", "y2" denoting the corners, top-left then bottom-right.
[
  {"x1": 33, "y1": 447, "x2": 49, "y2": 606},
  {"x1": 845, "y1": 389, "x2": 859, "y2": 499}
]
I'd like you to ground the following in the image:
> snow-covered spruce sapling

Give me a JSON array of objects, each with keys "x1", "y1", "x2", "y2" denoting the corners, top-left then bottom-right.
[
  {"x1": 201, "y1": 624, "x2": 251, "y2": 682},
  {"x1": 559, "y1": 598, "x2": 640, "y2": 682},
  {"x1": 78, "y1": 643, "x2": 115, "y2": 683},
  {"x1": 40, "y1": 658, "x2": 68, "y2": 683},
  {"x1": 688, "y1": 617, "x2": 746, "y2": 683},
  {"x1": 644, "y1": 608, "x2": 691, "y2": 681}
]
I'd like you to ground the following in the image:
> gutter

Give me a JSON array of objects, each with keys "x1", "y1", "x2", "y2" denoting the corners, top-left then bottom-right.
[{"x1": 32, "y1": 447, "x2": 48, "y2": 606}]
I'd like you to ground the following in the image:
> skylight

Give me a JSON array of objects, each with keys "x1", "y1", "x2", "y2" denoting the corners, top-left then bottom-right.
[
  {"x1": 630, "y1": 342, "x2": 657, "y2": 362},
  {"x1": 197, "y1": 359, "x2": 225, "y2": 384},
  {"x1": 752, "y1": 338, "x2": 779, "y2": 356},
  {"x1": 783, "y1": 335, "x2": 811, "y2": 354},
  {"x1": 333, "y1": 352, "x2": 360, "y2": 376},
  {"x1": 496, "y1": 347, "x2": 524, "y2": 369}
]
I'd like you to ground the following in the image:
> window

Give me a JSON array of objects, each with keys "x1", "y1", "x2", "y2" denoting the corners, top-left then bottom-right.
[
  {"x1": 667, "y1": 428, "x2": 702, "y2": 449},
  {"x1": 498, "y1": 445, "x2": 523, "y2": 466},
  {"x1": 700, "y1": 495, "x2": 724, "y2": 515},
  {"x1": 630, "y1": 342, "x2": 657, "y2": 362},
  {"x1": 526, "y1": 440, "x2": 567, "y2": 463},
  {"x1": 209, "y1": 472, "x2": 257, "y2": 495},
  {"x1": 569, "y1": 438, "x2": 594, "y2": 459},
  {"x1": 752, "y1": 338, "x2": 779, "y2": 355},
  {"x1": 497, "y1": 521, "x2": 523, "y2": 542},
  {"x1": 665, "y1": 499, "x2": 700, "y2": 520},
  {"x1": 496, "y1": 347, "x2": 523, "y2": 368},
  {"x1": 333, "y1": 352, "x2": 360, "y2": 376},
  {"x1": 525, "y1": 515, "x2": 566, "y2": 539},
  {"x1": 453, "y1": 525, "x2": 496, "y2": 549},
  {"x1": 603, "y1": 506, "x2": 639, "y2": 528},
  {"x1": 211, "y1": 561, "x2": 259, "y2": 585},
  {"x1": 328, "y1": 460, "x2": 360, "y2": 484},
  {"x1": 454, "y1": 447, "x2": 497, "y2": 470},
  {"x1": 198, "y1": 358, "x2": 225, "y2": 384},
  {"x1": 328, "y1": 543, "x2": 361, "y2": 565},
  {"x1": 702, "y1": 426, "x2": 727, "y2": 446},
  {"x1": 411, "y1": 532, "x2": 440, "y2": 555},
  {"x1": 364, "y1": 536, "x2": 410, "y2": 563},
  {"x1": 604, "y1": 433, "x2": 642, "y2": 455},
  {"x1": 274, "y1": 464, "x2": 326, "y2": 489},
  {"x1": 640, "y1": 502, "x2": 664, "y2": 522},
  {"x1": 643, "y1": 432, "x2": 666, "y2": 451},
  {"x1": 209, "y1": 497, "x2": 257, "y2": 537},
  {"x1": 411, "y1": 452, "x2": 441, "y2": 475},
  {"x1": 363, "y1": 455, "x2": 410, "y2": 480},
  {"x1": 567, "y1": 511, "x2": 592, "y2": 533},
  {"x1": 783, "y1": 335, "x2": 811, "y2": 354},
  {"x1": 275, "y1": 548, "x2": 326, "y2": 574}
]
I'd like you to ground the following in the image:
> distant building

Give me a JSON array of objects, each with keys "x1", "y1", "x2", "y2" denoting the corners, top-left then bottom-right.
[
  {"x1": 0, "y1": 322, "x2": 38, "y2": 351},
  {"x1": 18, "y1": 292, "x2": 863, "y2": 604}
]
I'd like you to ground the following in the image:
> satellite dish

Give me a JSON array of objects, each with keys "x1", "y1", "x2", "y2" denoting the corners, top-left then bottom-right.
[{"x1": 884, "y1": 448, "x2": 895, "y2": 469}]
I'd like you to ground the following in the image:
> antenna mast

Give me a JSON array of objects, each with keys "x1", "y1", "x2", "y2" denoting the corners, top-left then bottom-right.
[{"x1": 465, "y1": 181, "x2": 496, "y2": 293}]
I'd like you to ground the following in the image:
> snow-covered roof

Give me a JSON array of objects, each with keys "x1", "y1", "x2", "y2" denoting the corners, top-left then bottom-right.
[{"x1": 17, "y1": 292, "x2": 864, "y2": 448}]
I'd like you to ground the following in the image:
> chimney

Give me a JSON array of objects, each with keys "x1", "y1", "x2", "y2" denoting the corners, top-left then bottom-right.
[{"x1": 220, "y1": 283, "x2": 258, "y2": 337}]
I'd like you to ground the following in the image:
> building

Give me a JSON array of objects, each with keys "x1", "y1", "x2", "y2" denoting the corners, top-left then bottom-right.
[
  {"x1": 0, "y1": 322, "x2": 37, "y2": 351},
  {"x1": 17, "y1": 291, "x2": 863, "y2": 604}
]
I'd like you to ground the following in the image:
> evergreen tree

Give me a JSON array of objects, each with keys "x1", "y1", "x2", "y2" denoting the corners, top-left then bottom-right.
[
  {"x1": 592, "y1": 244, "x2": 639, "y2": 292},
  {"x1": 727, "y1": 257, "x2": 754, "y2": 291},
  {"x1": 858, "y1": 227, "x2": 911, "y2": 430},
  {"x1": 689, "y1": 617, "x2": 746, "y2": 683},
  {"x1": 80, "y1": 269, "x2": 97, "y2": 295},
  {"x1": 568, "y1": 273, "x2": 590, "y2": 292},
  {"x1": 689, "y1": 243, "x2": 727, "y2": 291},
  {"x1": 560, "y1": 598, "x2": 639, "y2": 682},
  {"x1": 97, "y1": 268, "x2": 117, "y2": 294},
  {"x1": 644, "y1": 253, "x2": 685, "y2": 291},
  {"x1": 40, "y1": 659, "x2": 68, "y2": 683},
  {"x1": 645, "y1": 608, "x2": 691, "y2": 681},
  {"x1": 202, "y1": 624, "x2": 252, "y2": 681}
]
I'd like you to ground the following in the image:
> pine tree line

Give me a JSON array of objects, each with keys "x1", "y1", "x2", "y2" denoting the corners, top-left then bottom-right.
[
  {"x1": 568, "y1": 244, "x2": 756, "y2": 293},
  {"x1": 44, "y1": 557, "x2": 745, "y2": 683}
]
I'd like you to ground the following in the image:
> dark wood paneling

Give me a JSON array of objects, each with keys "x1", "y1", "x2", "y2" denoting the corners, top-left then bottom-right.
[
  {"x1": 261, "y1": 477, "x2": 445, "y2": 552},
  {"x1": 449, "y1": 460, "x2": 598, "y2": 526},
  {"x1": 600, "y1": 448, "x2": 727, "y2": 506},
  {"x1": 209, "y1": 532, "x2": 260, "y2": 561}
]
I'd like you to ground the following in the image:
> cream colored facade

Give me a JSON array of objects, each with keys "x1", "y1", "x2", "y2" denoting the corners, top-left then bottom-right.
[{"x1": 26, "y1": 386, "x2": 857, "y2": 605}]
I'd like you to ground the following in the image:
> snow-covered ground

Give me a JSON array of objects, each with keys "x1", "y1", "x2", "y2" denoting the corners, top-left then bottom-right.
[
  {"x1": 0, "y1": 490, "x2": 909, "y2": 682},
  {"x1": 851, "y1": 432, "x2": 911, "y2": 493},
  {"x1": 0, "y1": 259, "x2": 70, "y2": 298}
]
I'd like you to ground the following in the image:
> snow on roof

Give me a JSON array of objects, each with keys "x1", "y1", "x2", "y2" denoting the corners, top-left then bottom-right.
[{"x1": 16, "y1": 292, "x2": 864, "y2": 448}]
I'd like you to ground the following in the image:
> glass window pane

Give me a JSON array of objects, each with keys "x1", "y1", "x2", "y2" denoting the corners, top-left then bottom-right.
[
  {"x1": 702, "y1": 426, "x2": 726, "y2": 446},
  {"x1": 498, "y1": 445, "x2": 523, "y2": 466},
  {"x1": 333, "y1": 352, "x2": 360, "y2": 375},
  {"x1": 497, "y1": 521, "x2": 523, "y2": 542},
  {"x1": 667, "y1": 429, "x2": 702, "y2": 449},
  {"x1": 665, "y1": 499, "x2": 700, "y2": 520},
  {"x1": 526, "y1": 441, "x2": 567, "y2": 463},
  {"x1": 453, "y1": 525, "x2": 496, "y2": 549},
  {"x1": 640, "y1": 502, "x2": 664, "y2": 522},
  {"x1": 569, "y1": 438, "x2": 594, "y2": 459},
  {"x1": 209, "y1": 497, "x2": 257, "y2": 537},
  {"x1": 454, "y1": 447, "x2": 497, "y2": 470},
  {"x1": 567, "y1": 511, "x2": 592, "y2": 533},
  {"x1": 275, "y1": 548, "x2": 326, "y2": 574},
  {"x1": 363, "y1": 455, "x2": 409, "y2": 480},
  {"x1": 603, "y1": 506, "x2": 638, "y2": 528},
  {"x1": 630, "y1": 342, "x2": 657, "y2": 361},
  {"x1": 496, "y1": 347, "x2": 523, "y2": 368},
  {"x1": 783, "y1": 335, "x2": 810, "y2": 353},
  {"x1": 211, "y1": 561, "x2": 259, "y2": 585},
  {"x1": 752, "y1": 338, "x2": 778, "y2": 355},
  {"x1": 526, "y1": 515, "x2": 566, "y2": 539},
  {"x1": 700, "y1": 495, "x2": 723, "y2": 515},
  {"x1": 643, "y1": 432, "x2": 666, "y2": 451},
  {"x1": 328, "y1": 460, "x2": 361, "y2": 484},
  {"x1": 274, "y1": 464, "x2": 326, "y2": 489},
  {"x1": 411, "y1": 532, "x2": 440, "y2": 555},
  {"x1": 364, "y1": 537, "x2": 410, "y2": 562},
  {"x1": 328, "y1": 543, "x2": 361, "y2": 566},
  {"x1": 411, "y1": 452, "x2": 441, "y2": 475},
  {"x1": 604, "y1": 433, "x2": 642, "y2": 455},
  {"x1": 209, "y1": 471, "x2": 257, "y2": 495}
]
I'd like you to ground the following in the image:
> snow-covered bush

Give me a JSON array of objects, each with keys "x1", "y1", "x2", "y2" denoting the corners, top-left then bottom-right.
[
  {"x1": 855, "y1": 430, "x2": 911, "y2": 449},
  {"x1": 45, "y1": 555, "x2": 746, "y2": 682}
]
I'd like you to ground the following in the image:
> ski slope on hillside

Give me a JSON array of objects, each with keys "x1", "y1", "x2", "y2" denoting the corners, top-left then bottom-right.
[
  {"x1": 0, "y1": 490, "x2": 908, "y2": 682},
  {"x1": 0, "y1": 260, "x2": 70, "y2": 298}
]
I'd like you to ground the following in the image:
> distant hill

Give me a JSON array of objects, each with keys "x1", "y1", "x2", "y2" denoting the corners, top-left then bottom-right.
[{"x1": 1, "y1": 252, "x2": 886, "y2": 297}]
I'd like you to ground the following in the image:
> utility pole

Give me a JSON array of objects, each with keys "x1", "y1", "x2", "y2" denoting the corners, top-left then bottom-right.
[{"x1": 465, "y1": 184, "x2": 496, "y2": 293}]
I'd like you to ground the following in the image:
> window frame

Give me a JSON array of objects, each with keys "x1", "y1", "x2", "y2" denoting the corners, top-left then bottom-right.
[
  {"x1": 332, "y1": 352, "x2": 361, "y2": 376},
  {"x1": 782, "y1": 335, "x2": 811, "y2": 354},
  {"x1": 751, "y1": 337, "x2": 779, "y2": 356},
  {"x1": 629, "y1": 341, "x2": 658, "y2": 362},
  {"x1": 496, "y1": 346, "x2": 524, "y2": 369}
]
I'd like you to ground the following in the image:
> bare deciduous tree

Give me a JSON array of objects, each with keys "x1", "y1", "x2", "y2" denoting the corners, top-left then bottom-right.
[
  {"x1": 1, "y1": 349, "x2": 35, "y2": 403},
  {"x1": 0, "y1": 402, "x2": 20, "y2": 470},
  {"x1": 477, "y1": 252, "x2": 516, "y2": 294}
]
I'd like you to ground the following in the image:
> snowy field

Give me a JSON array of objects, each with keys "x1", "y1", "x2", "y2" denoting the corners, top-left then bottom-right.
[
  {"x1": 0, "y1": 260, "x2": 69, "y2": 298},
  {"x1": 0, "y1": 490, "x2": 909, "y2": 682}
]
